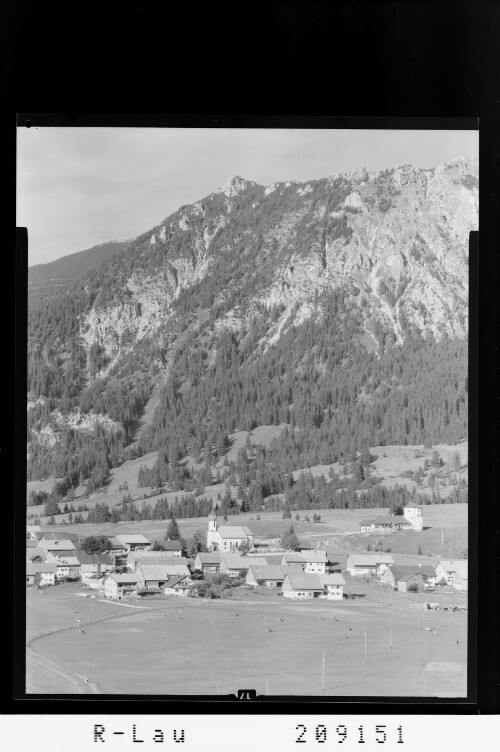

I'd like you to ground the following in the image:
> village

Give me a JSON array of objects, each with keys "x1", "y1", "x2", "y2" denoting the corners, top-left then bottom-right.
[{"x1": 27, "y1": 505, "x2": 467, "y2": 602}]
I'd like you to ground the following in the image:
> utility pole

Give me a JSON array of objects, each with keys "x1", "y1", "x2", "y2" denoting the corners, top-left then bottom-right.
[
  {"x1": 322, "y1": 651, "x2": 325, "y2": 691},
  {"x1": 364, "y1": 629, "x2": 367, "y2": 663}
]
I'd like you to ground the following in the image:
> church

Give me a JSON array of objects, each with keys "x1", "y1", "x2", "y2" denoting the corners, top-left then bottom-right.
[{"x1": 206, "y1": 511, "x2": 254, "y2": 552}]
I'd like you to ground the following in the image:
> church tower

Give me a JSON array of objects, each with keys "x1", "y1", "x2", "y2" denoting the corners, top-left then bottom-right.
[
  {"x1": 404, "y1": 505, "x2": 423, "y2": 531},
  {"x1": 207, "y1": 510, "x2": 219, "y2": 550}
]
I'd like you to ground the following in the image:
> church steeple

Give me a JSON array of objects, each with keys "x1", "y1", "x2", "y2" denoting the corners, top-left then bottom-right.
[{"x1": 208, "y1": 509, "x2": 217, "y2": 532}]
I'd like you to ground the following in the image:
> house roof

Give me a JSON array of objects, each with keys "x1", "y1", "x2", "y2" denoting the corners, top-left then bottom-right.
[
  {"x1": 300, "y1": 550, "x2": 328, "y2": 563},
  {"x1": 44, "y1": 550, "x2": 77, "y2": 559},
  {"x1": 196, "y1": 553, "x2": 222, "y2": 564},
  {"x1": 137, "y1": 564, "x2": 190, "y2": 579},
  {"x1": 164, "y1": 575, "x2": 190, "y2": 588},
  {"x1": 281, "y1": 553, "x2": 306, "y2": 563},
  {"x1": 248, "y1": 565, "x2": 302, "y2": 581},
  {"x1": 107, "y1": 573, "x2": 140, "y2": 584},
  {"x1": 129, "y1": 552, "x2": 189, "y2": 566},
  {"x1": 348, "y1": 554, "x2": 395, "y2": 566},
  {"x1": 319, "y1": 573, "x2": 346, "y2": 586},
  {"x1": 76, "y1": 552, "x2": 113, "y2": 565},
  {"x1": 398, "y1": 573, "x2": 424, "y2": 582},
  {"x1": 372, "y1": 515, "x2": 412, "y2": 526},
  {"x1": 26, "y1": 563, "x2": 57, "y2": 574},
  {"x1": 40, "y1": 539, "x2": 76, "y2": 551},
  {"x1": 217, "y1": 525, "x2": 253, "y2": 539},
  {"x1": 27, "y1": 547, "x2": 45, "y2": 561},
  {"x1": 162, "y1": 540, "x2": 183, "y2": 550},
  {"x1": 26, "y1": 539, "x2": 38, "y2": 548},
  {"x1": 52, "y1": 556, "x2": 81, "y2": 567},
  {"x1": 284, "y1": 573, "x2": 324, "y2": 591},
  {"x1": 438, "y1": 560, "x2": 468, "y2": 576},
  {"x1": 359, "y1": 519, "x2": 377, "y2": 526},
  {"x1": 40, "y1": 532, "x2": 79, "y2": 541},
  {"x1": 221, "y1": 555, "x2": 266, "y2": 570},
  {"x1": 116, "y1": 534, "x2": 151, "y2": 544},
  {"x1": 387, "y1": 565, "x2": 435, "y2": 581}
]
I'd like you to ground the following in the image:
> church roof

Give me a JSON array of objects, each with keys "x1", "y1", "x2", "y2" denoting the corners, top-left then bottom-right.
[{"x1": 218, "y1": 525, "x2": 253, "y2": 539}]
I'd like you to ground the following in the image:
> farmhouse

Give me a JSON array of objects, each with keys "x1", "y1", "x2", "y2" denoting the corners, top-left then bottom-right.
[
  {"x1": 26, "y1": 563, "x2": 57, "y2": 586},
  {"x1": 163, "y1": 574, "x2": 192, "y2": 597},
  {"x1": 127, "y1": 551, "x2": 189, "y2": 571},
  {"x1": 76, "y1": 552, "x2": 114, "y2": 584},
  {"x1": 282, "y1": 573, "x2": 325, "y2": 600},
  {"x1": 39, "y1": 538, "x2": 76, "y2": 556},
  {"x1": 381, "y1": 564, "x2": 437, "y2": 589},
  {"x1": 45, "y1": 553, "x2": 81, "y2": 580},
  {"x1": 246, "y1": 564, "x2": 303, "y2": 588},
  {"x1": 161, "y1": 540, "x2": 183, "y2": 556},
  {"x1": 299, "y1": 550, "x2": 328, "y2": 574},
  {"x1": 346, "y1": 553, "x2": 395, "y2": 577},
  {"x1": 26, "y1": 547, "x2": 45, "y2": 564},
  {"x1": 206, "y1": 511, "x2": 254, "y2": 552},
  {"x1": 136, "y1": 563, "x2": 190, "y2": 589},
  {"x1": 85, "y1": 573, "x2": 106, "y2": 591},
  {"x1": 194, "y1": 552, "x2": 222, "y2": 573},
  {"x1": 219, "y1": 554, "x2": 267, "y2": 578},
  {"x1": 104, "y1": 573, "x2": 140, "y2": 599},
  {"x1": 435, "y1": 560, "x2": 468, "y2": 590},
  {"x1": 40, "y1": 532, "x2": 80, "y2": 543},
  {"x1": 397, "y1": 573, "x2": 424, "y2": 593},
  {"x1": 358, "y1": 506, "x2": 423, "y2": 533},
  {"x1": 115, "y1": 534, "x2": 152, "y2": 552},
  {"x1": 321, "y1": 573, "x2": 346, "y2": 600},
  {"x1": 280, "y1": 553, "x2": 306, "y2": 568}
]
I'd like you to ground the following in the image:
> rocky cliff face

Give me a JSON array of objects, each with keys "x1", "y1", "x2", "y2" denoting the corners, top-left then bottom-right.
[{"x1": 78, "y1": 156, "x2": 476, "y2": 376}]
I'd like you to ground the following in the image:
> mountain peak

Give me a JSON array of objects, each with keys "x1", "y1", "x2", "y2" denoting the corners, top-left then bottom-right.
[{"x1": 214, "y1": 175, "x2": 256, "y2": 198}]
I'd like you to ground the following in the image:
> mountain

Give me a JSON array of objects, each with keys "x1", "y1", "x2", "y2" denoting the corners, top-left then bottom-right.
[
  {"x1": 28, "y1": 239, "x2": 132, "y2": 291},
  {"x1": 27, "y1": 157, "x2": 477, "y2": 495}
]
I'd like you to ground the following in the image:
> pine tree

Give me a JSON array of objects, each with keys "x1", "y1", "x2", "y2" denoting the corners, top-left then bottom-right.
[{"x1": 166, "y1": 515, "x2": 180, "y2": 540}]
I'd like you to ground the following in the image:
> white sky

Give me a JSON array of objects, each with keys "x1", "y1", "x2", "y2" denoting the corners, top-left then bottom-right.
[{"x1": 17, "y1": 127, "x2": 478, "y2": 266}]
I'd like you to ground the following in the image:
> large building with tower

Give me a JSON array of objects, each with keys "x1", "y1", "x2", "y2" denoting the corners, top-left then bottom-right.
[
  {"x1": 206, "y1": 511, "x2": 254, "y2": 552},
  {"x1": 359, "y1": 506, "x2": 423, "y2": 533}
]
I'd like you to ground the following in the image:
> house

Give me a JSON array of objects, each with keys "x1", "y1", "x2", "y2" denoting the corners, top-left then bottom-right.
[
  {"x1": 346, "y1": 553, "x2": 395, "y2": 577},
  {"x1": 358, "y1": 506, "x2": 423, "y2": 533},
  {"x1": 246, "y1": 564, "x2": 303, "y2": 588},
  {"x1": 280, "y1": 553, "x2": 306, "y2": 568},
  {"x1": 381, "y1": 564, "x2": 437, "y2": 589},
  {"x1": 397, "y1": 573, "x2": 425, "y2": 593},
  {"x1": 76, "y1": 552, "x2": 114, "y2": 584},
  {"x1": 85, "y1": 573, "x2": 106, "y2": 591},
  {"x1": 126, "y1": 551, "x2": 189, "y2": 571},
  {"x1": 206, "y1": 511, "x2": 254, "y2": 552},
  {"x1": 282, "y1": 573, "x2": 325, "y2": 600},
  {"x1": 39, "y1": 532, "x2": 80, "y2": 543},
  {"x1": 194, "y1": 552, "x2": 222, "y2": 573},
  {"x1": 136, "y1": 563, "x2": 190, "y2": 589},
  {"x1": 26, "y1": 563, "x2": 57, "y2": 586},
  {"x1": 39, "y1": 538, "x2": 76, "y2": 556},
  {"x1": 320, "y1": 573, "x2": 346, "y2": 600},
  {"x1": 115, "y1": 534, "x2": 152, "y2": 552},
  {"x1": 435, "y1": 560, "x2": 468, "y2": 590},
  {"x1": 26, "y1": 539, "x2": 38, "y2": 549},
  {"x1": 299, "y1": 550, "x2": 328, "y2": 574},
  {"x1": 104, "y1": 573, "x2": 140, "y2": 599},
  {"x1": 219, "y1": 554, "x2": 267, "y2": 578},
  {"x1": 45, "y1": 552, "x2": 81, "y2": 580},
  {"x1": 27, "y1": 547, "x2": 45, "y2": 564},
  {"x1": 161, "y1": 540, "x2": 183, "y2": 556},
  {"x1": 163, "y1": 574, "x2": 192, "y2": 597},
  {"x1": 26, "y1": 524, "x2": 42, "y2": 540}
]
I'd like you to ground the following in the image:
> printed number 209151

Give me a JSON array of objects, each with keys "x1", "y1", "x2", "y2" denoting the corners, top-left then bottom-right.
[{"x1": 295, "y1": 725, "x2": 404, "y2": 744}]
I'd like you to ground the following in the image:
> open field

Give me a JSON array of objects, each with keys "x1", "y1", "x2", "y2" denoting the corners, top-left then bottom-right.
[{"x1": 26, "y1": 585, "x2": 467, "y2": 697}]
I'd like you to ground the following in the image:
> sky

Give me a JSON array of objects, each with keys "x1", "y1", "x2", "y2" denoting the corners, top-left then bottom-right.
[{"x1": 17, "y1": 127, "x2": 478, "y2": 267}]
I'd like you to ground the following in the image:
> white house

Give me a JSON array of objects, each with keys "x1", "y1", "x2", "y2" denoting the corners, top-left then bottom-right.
[
  {"x1": 39, "y1": 538, "x2": 76, "y2": 557},
  {"x1": 320, "y1": 573, "x2": 346, "y2": 600},
  {"x1": 136, "y1": 563, "x2": 190, "y2": 589},
  {"x1": 359, "y1": 506, "x2": 423, "y2": 533},
  {"x1": 435, "y1": 560, "x2": 468, "y2": 590},
  {"x1": 346, "y1": 553, "x2": 395, "y2": 577},
  {"x1": 115, "y1": 534, "x2": 151, "y2": 552},
  {"x1": 299, "y1": 550, "x2": 328, "y2": 574},
  {"x1": 282, "y1": 573, "x2": 325, "y2": 600},
  {"x1": 161, "y1": 540, "x2": 183, "y2": 556},
  {"x1": 206, "y1": 511, "x2": 254, "y2": 552},
  {"x1": 381, "y1": 564, "x2": 437, "y2": 589},
  {"x1": 246, "y1": 564, "x2": 303, "y2": 588},
  {"x1": 163, "y1": 574, "x2": 192, "y2": 597},
  {"x1": 26, "y1": 563, "x2": 57, "y2": 586},
  {"x1": 76, "y1": 552, "x2": 114, "y2": 584},
  {"x1": 45, "y1": 552, "x2": 81, "y2": 580},
  {"x1": 397, "y1": 573, "x2": 425, "y2": 593},
  {"x1": 26, "y1": 524, "x2": 42, "y2": 540},
  {"x1": 280, "y1": 553, "x2": 306, "y2": 568},
  {"x1": 104, "y1": 573, "x2": 140, "y2": 599}
]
